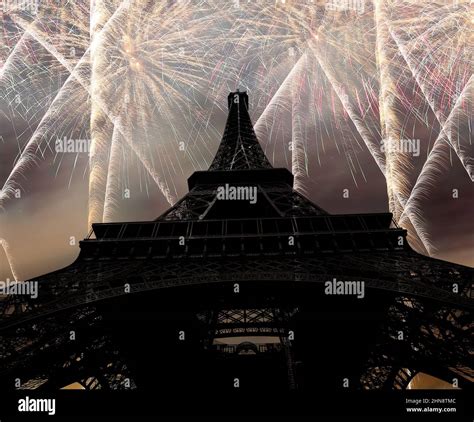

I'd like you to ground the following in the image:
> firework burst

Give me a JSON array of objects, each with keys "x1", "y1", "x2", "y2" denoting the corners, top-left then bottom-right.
[{"x1": 0, "y1": 0, "x2": 472, "y2": 273}]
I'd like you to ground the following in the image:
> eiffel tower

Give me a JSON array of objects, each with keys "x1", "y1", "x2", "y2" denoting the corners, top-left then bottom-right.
[{"x1": 0, "y1": 91, "x2": 472, "y2": 394}]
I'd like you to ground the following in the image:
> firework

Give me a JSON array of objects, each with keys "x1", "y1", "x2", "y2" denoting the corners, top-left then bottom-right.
[
  {"x1": 0, "y1": 0, "x2": 472, "y2": 269},
  {"x1": 0, "y1": 238, "x2": 19, "y2": 282}
]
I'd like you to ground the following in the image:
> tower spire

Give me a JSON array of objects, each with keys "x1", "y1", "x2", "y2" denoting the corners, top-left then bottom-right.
[{"x1": 209, "y1": 91, "x2": 272, "y2": 171}]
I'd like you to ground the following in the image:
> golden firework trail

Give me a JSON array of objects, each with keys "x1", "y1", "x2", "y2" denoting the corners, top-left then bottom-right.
[
  {"x1": 399, "y1": 75, "x2": 473, "y2": 254},
  {"x1": 389, "y1": 25, "x2": 472, "y2": 180},
  {"x1": 0, "y1": 238, "x2": 19, "y2": 282},
  {"x1": 375, "y1": 0, "x2": 410, "y2": 223},
  {"x1": 291, "y1": 54, "x2": 310, "y2": 193}
]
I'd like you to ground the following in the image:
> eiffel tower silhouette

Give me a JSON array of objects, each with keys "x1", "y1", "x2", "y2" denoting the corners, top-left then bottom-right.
[{"x1": 0, "y1": 91, "x2": 472, "y2": 393}]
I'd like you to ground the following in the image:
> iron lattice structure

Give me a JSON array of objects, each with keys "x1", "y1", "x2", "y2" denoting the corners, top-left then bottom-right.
[{"x1": 0, "y1": 92, "x2": 472, "y2": 392}]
